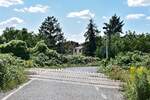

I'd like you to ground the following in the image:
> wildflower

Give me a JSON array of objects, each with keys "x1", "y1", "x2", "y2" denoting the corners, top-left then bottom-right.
[
  {"x1": 130, "y1": 67, "x2": 136, "y2": 74},
  {"x1": 130, "y1": 67, "x2": 136, "y2": 81},
  {"x1": 137, "y1": 67, "x2": 144, "y2": 75}
]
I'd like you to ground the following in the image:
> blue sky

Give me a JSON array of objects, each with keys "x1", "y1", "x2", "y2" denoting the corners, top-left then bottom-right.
[{"x1": 0, "y1": 0, "x2": 150, "y2": 43}]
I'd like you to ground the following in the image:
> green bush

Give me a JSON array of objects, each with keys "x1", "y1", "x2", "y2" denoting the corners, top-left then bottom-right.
[
  {"x1": 31, "y1": 40, "x2": 48, "y2": 54},
  {"x1": 26, "y1": 41, "x2": 100, "y2": 68},
  {"x1": 66, "y1": 55, "x2": 100, "y2": 65},
  {"x1": 99, "y1": 65, "x2": 150, "y2": 100},
  {"x1": 23, "y1": 60, "x2": 35, "y2": 68},
  {"x1": 30, "y1": 41, "x2": 63, "y2": 67},
  {"x1": 31, "y1": 53, "x2": 62, "y2": 67},
  {"x1": 98, "y1": 65, "x2": 129, "y2": 81},
  {"x1": 32, "y1": 40, "x2": 60, "y2": 58},
  {"x1": 0, "y1": 40, "x2": 29, "y2": 60},
  {"x1": 32, "y1": 53, "x2": 49, "y2": 67},
  {"x1": 125, "y1": 67, "x2": 150, "y2": 100},
  {"x1": 99, "y1": 51, "x2": 150, "y2": 100},
  {"x1": 110, "y1": 51, "x2": 150, "y2": 68},
  {"x1": 0, "y1": 54, "x2": 27, "y2": 90}
]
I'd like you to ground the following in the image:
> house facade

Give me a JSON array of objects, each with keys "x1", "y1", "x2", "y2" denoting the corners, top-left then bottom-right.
[{"x1": 73, "y1": 46, "x2": 83, "y2": 55}]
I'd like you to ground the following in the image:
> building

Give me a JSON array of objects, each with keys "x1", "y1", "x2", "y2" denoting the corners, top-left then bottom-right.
[{"x1": 73, "y1": 46, "x2": 83, "y2": 55}]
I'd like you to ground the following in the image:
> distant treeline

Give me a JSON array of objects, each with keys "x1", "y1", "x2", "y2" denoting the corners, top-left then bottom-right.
[{"x1": 0, "y1": 15, "x2": 149, "y2": 59}]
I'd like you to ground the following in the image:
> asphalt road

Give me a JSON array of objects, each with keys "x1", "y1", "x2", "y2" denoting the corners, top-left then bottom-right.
[
  {"x1": 1, "y1": 67, "x2": 123, "y2": 100},
  {"x1": 63, "y1": 67, "x2": 98, "y2": 73},
  {"x1": 0, "y1": 90, "x2": 13, "y2": 100},
  {"x1": 6, "y1": 79, "x2": 123, "y2": 100}
]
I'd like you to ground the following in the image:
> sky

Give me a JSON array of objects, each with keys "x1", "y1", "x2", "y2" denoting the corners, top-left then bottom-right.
[{"x1": 0, "y1": 0, "x2": 150, "y2": 43}]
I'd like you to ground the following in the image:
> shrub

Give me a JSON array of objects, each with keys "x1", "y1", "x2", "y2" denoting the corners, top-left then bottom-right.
[
  {"x1": 31, "y1": 41, "x2": 63, "y2": 67},
  {"x1": 23, "y1": 60, "x2": 35, "y2": 68},
  {"x1": 112, "y1": 51, "x2": 150, "y2": 68},
  {"x1": 31, "y1": 53, "x2": 62, "y2": 67},
  {"x1": 66, "y1": 55, "x2": 100, "y2": 65},
  {"x1": 0, "y1": 54, "x2": 27, "y2": 90},
  {"x1": 32, "y1": 40, "x2": 60, "y2": 59},
  {"x1": 125, "y1": 67, "x2": 150, "y2": 100},
  {"x1": 99, "y1": 51, "x2": 150, "y2": 100},
  {"x1": 98, "y1": 65, "x2": 129, "y2": 81},
  {"x1": 0, "y1": 40, "x2": 29, "y2": 60},
  {"x1": 31, "y1": 40, "x2": 48, "y2": 54},
  {"x1": 99, "y1": 65, "x2": 150, "y2": 100},
  {"x1": 28, "y1": 41, "x2": 100, "y2": 68},
  {"x1": 32, "y1": 53, "x2": 49, "y2": 67}
]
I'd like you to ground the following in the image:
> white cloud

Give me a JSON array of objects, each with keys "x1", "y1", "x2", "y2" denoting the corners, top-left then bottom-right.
[
  {"x1": 102, "y1": 16, "x2": 108, "y2": 20},
  {"x1": 102, "y1": 16, "x2": 111, "y2": 21},
  {"x1": 0, "y1": 17, "x2": 23, "y2": 34},
  {"x1": 0, "y1": 17, "x2": 23, "y2": 29},
  {"x1": 146, "y1": 16, "x2": 150, "y2": 20},
  {"x1": 126, "y1": 14, "x2": 145, "y2": 20},
  {"x1": 127, "y1": 0, "x2": 150, "y2": 7},
  {"x1": 67, "y1": 10, "x2": 95, "y2": 19},
  {"x1": 77, "y1": 21, "x2": 81, "y2": 24},
  {"x1": 0, "y1": 29, "x2": 3, "y2": 35},
  {"x1": 14, "y1": 4, "x2": 49, "y2": 13},
  {"x1": 0, "y1": 0, "x2": 23, "y2": 7},
  {"x1": 66, "y1": 33, "x2": 85, "y2": 43}
]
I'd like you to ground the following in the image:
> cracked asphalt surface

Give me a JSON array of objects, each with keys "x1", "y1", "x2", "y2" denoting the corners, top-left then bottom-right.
[{"x1": 0, "y1": 67, "x2": 124, "y2": 100}]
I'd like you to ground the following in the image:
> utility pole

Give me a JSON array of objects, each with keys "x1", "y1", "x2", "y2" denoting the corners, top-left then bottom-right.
[
  {"x1": 105, "y1": 36, "x2": 108, "y2": 60},
  {"x1": 104, "y1": 36, "x2": 108, "y2": 67}
]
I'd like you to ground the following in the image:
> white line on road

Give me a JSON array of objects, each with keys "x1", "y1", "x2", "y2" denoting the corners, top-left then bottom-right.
[
  {"x1": 31, "y1": 78, "x2": 120, "y2": 89},
  {"x1": 95, "y1": 86, "x2": 107, "y2": 100},
  {"x1": 95, "y1": 85, "x2": 108, "y2": 100},
  {"x1": 95, "y1": 86, "x2": 99, "y2": 91},
  {"x1": 101, "y1": 93, "x2": 107, "y2": 100},
  {"x1": 1, "y1": 79, "x2": 34, "y2": 100}
]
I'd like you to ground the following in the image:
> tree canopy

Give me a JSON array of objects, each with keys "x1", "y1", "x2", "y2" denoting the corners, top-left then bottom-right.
[
  {"x1": 0, "y1": 15, "x2": 149, "y2": 59},
  {"x1": 103, "y1": 14, "x2": 124, "y2": 59},
  {"x1": 39, "y1": 16, "x2": 65, "y2": 49},
  {"x1": 83, "y1": 19, "x2": 100, "y2": 57}
]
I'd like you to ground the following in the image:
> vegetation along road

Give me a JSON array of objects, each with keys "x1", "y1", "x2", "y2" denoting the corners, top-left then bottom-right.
[{"x1": 1, "y1": 67, "x2": 123, "y2": 100}]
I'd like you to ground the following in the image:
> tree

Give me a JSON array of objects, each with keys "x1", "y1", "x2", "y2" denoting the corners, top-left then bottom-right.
[
  {"x1": 2, "y1": 27, "x2": 19, "y2": 42},
  {"x1": 1, "y1": 27, "x2": 38, "y2": 47},
  {"x1": 103, "y1": 14, "x2": 124, "y2": 59},
  {"x1": 17, "y1": 28, "x2": 38, "y2": 47},
  {"x1": 122, "y1": 31, "x2": 150, "y2": 53},
  {"x1": 56, "y1": 33, "x2": 66, "y2": 54},
  {"x1": 83, "y1": 19, "x2": 100, "y2": 57},
  {"x1": 0, "y1": 36, "x2": 5, "y2": 44},
  {"x1": 39, "y1": 16, "x2": 65, "y2": 53},
  {"x1": 0, "y1": 40, "x2": 29, "y2": 60},
  {"x1": 96, "y1": 36, "x2": 105, "y2": 58}
]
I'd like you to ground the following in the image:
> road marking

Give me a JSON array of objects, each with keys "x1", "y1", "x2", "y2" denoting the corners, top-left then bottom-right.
[
  {"x1": 101, "y1": 93, "x2": 107, "y2": 100},
  {"x1": 31, "y1": 78, "x2": 120, "y2": 89},
  {"x1": 95, "y1": 86, "x2": 99, "y2": 91},
  {"x1": 27, "y1": 68, "x2": 108, "y2": 78},
  {"x1": 95, "y1": 86, "x2": 107, "y2": 100},
  {"x1": 1, "y1": 79, "x2": 34, "y2": 100}
]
